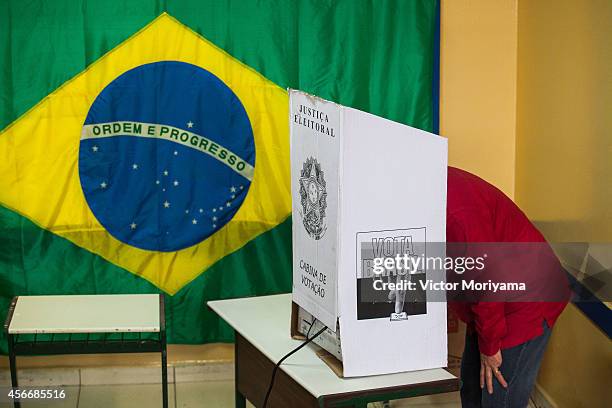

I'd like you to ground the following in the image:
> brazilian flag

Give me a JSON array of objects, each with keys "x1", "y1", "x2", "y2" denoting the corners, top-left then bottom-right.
[{"x1": 0, "y1": 0, "x2": 439, "y2": 352}]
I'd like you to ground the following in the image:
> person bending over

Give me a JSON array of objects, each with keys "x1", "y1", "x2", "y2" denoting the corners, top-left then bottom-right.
[{"x1": 447, "y1": 167, "x2": 568, "y2": 408}]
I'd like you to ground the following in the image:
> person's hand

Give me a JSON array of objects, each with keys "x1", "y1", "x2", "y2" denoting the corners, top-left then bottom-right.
[{"x1": 480, "y1": 350, "x2": 508, "y2": 394}]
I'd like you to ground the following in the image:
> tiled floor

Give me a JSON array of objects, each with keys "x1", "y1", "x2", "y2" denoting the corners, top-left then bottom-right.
[{"x1": 3, "y1": 382, "x2": 463, "y2": 407}]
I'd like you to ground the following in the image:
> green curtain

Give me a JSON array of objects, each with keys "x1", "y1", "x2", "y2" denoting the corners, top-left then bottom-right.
[{"x1": 0, "y1": 0, "x2": 438, "y2": 353}]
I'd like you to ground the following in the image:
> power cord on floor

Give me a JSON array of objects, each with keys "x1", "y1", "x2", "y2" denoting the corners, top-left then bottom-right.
[{"x1": 262, "y1": 319, "x2": 326, "y2": 408}]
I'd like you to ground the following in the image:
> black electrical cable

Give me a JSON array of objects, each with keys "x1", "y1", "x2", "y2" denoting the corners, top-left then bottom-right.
[
  {"x1": 304, "y1": 317, "x2": 317, "y2": 340},
  {"x1": 262, "y1": 320, "x2": 326, "y2": 408}
]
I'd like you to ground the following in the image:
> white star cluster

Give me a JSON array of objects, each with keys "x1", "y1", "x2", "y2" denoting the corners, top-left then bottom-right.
[{"x1": 91, "y1": 124, "x2": 248, "y2": 235}]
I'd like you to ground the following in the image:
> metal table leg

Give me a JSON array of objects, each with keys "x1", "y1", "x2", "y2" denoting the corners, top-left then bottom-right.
[
  {"x1": 5, "y1": 297, "x2": 20, "y2": 408},
  {"x1": 161, "y1": 332, "x2": 168, "y2": 408},
  {"x1": 160, "y1": 294, "x2": 168, "y2": 408},
  {"x1": 8, "y1": 333, "x2": 21, "y2": 408}
]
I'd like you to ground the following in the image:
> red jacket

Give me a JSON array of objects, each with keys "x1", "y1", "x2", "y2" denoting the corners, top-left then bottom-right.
[{"x1": 447, "y1": 167, "x2": 568, "y2": 356}]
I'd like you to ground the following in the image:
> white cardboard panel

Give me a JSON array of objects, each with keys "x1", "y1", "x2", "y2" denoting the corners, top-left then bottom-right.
[
  {"x1": 290, "y1": 90, "x2": 341, "y2": 330},
  {"x1": 290, "y1": 90, "x2": 448, "y2": 377},
  {"x1": 338, "y1": 106, "x2": 448, "y2": 376}
]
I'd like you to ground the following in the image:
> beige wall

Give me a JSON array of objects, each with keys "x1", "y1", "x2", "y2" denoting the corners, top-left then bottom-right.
[
  {"x1": 515, "y1": 0, "x2": 612, "y2": 406},
  {"x1": 440, "y1": 0, "x2": 518, "y2": 198},
  {"x1": 442, "y1": 0, "x2": 611, "y2": 406},
  {"x1": 515, "y1": 0, "x2": 612, "y2": 242},
  {"x1": 535, "y1": 304, "x2": 611, "y2": 408}
]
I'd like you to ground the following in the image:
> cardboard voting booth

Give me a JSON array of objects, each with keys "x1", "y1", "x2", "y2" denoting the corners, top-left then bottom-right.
[{"x1": 289, "y1": 90, "x2": 448, "y2": 377}]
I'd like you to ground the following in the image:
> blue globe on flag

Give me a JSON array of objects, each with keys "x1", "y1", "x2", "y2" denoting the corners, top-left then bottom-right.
[{"x1": 79, "y1": 61, "x2": 255, "y2": 252}]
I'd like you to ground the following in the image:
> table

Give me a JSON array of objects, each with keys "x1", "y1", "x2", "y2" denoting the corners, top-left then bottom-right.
[
  {"x1": 3, "y1": 294, "x2": 168, "y2": 408},
  {"x1": 208, "y1": 294, "x2": 459, "y2": 408}
]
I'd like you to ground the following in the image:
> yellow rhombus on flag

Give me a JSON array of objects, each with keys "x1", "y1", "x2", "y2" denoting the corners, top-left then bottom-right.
[{"x1": 0, "y1": 13, "x2": 291, "y2": 295}]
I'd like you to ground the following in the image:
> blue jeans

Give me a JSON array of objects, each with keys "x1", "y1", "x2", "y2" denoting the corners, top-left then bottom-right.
[{"x1": 460, "y1": 321, "x2": 552, "y2": 408}]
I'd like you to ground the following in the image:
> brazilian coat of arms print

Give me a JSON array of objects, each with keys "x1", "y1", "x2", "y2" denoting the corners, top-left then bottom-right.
[{"x1": 298, "y1": 157, "x2": 327, "y2": 240}]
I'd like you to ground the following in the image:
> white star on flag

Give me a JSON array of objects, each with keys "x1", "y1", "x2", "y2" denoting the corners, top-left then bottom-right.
[
  {"x1": 192, "y1": 219, "x2": 198, "y2": 225},
  {"x1": 173, "y1": 151, "x2": 178, "y2": 156},
  {"x1": 100, "y1": 182, "x2": 107, "y2": 189},
  {"x1": 92, "y1": 146, "x2": 99, "y2": 152},
  {"x1": 226, "y1": 202, "x2": 231, "y2": 207},
  {"x1": 199, "y1": 209, "x2": 203, "y2": 213},
  {"x1": 187, "y1": 121, "x2": 194, "y2": 128},
  {"x1": 130, "y1": 222, "x2": 137, "y2": 230},
  {"x1": 212, "y1": 216, "x2": 217, "y2": 221},
  {"x1": 230, "y1": 186, "x2": 237, "y2": 193},
  {"x1": 173, "y1": 180, "x2": 179, "y2": 186},
  {"x1": 163, "y1": 170, "x2": 169, "y2": 176},
  {"x1": 132, "y1": 164, "x2": 138, "y2": 170},
  {"x1": 163, "y1": 201, "x2": 170, "y2": 208}
]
